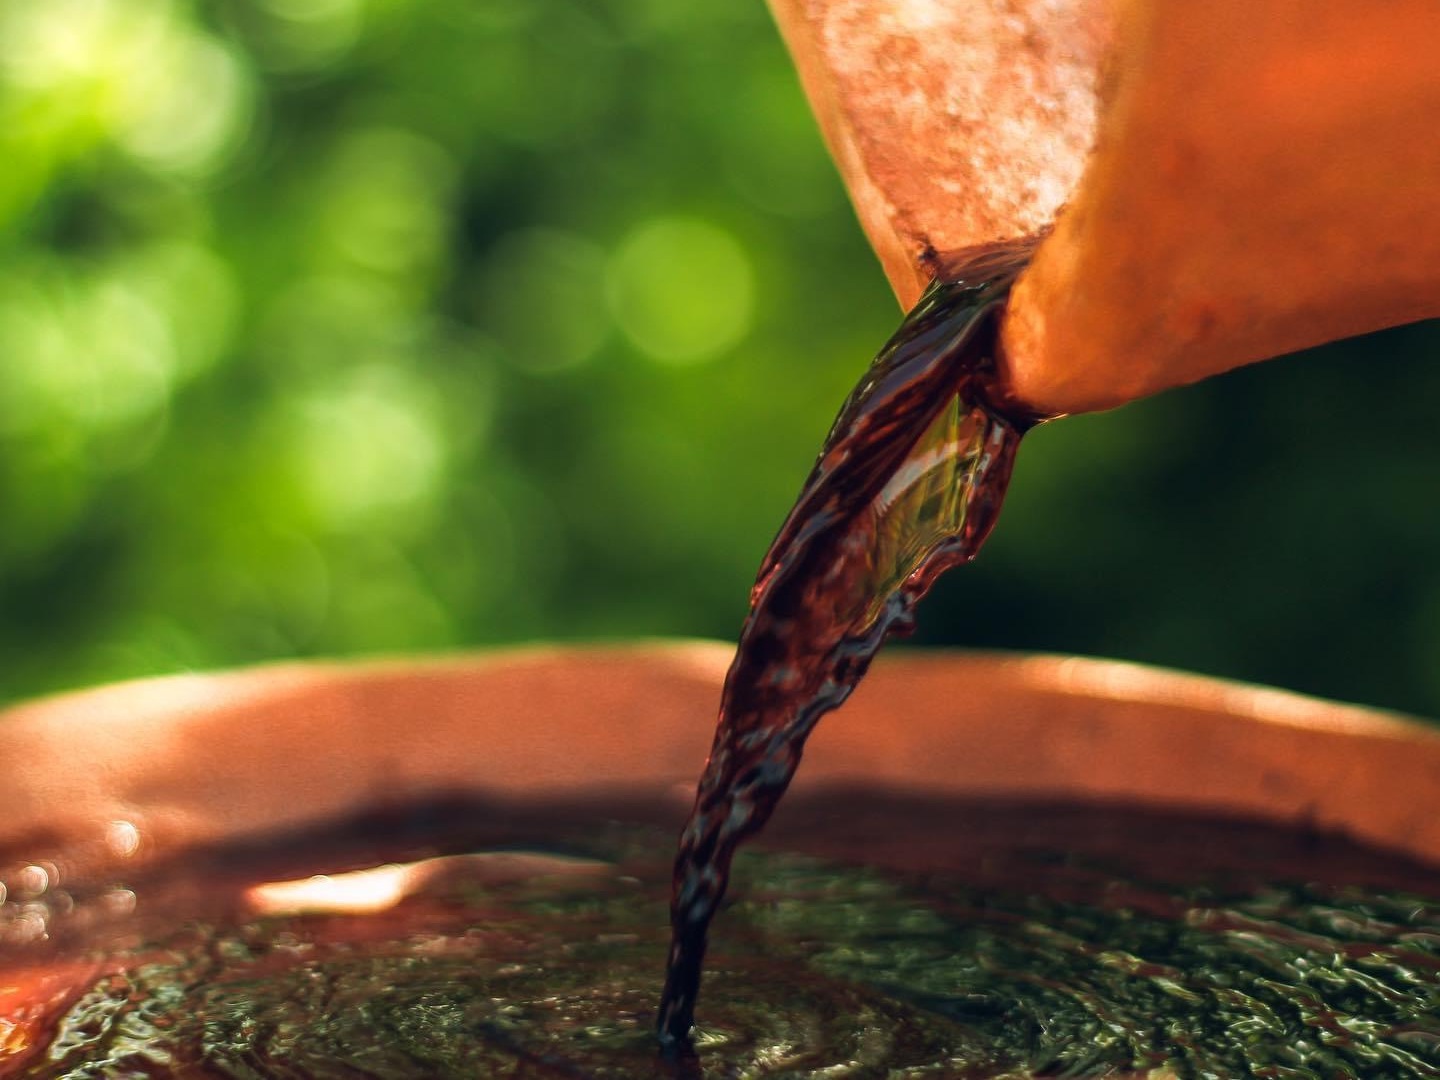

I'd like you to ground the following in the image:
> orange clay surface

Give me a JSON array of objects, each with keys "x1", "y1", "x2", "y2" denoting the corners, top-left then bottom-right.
[
  {"x1": 5, "y1": 644, "x2": 1440, "y2": 877},
  {"x1": 767, "y1": 0, "x2": 1440, "y2": 414}
]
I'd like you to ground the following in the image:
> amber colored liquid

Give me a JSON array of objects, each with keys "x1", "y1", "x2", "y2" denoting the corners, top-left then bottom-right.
[{"x1": 658, "y1": 241, "x2": 1046, "y2": 1045}]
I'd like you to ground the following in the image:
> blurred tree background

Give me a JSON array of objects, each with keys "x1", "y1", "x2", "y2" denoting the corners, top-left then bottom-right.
[{"x1": 1, "y1": 0, "x2": 1437, "y2": 719}]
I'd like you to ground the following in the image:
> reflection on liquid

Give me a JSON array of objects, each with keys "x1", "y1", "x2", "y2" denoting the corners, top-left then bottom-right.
[
  {"x1": 15, "y1": 864, "x2": 51, "y2": 899},
  {"x1": 246, "y1": 862, "x2": 420, "y2": 917},
  {"x1": 105, "y1": 821, "x2": 142, "y2": 860},
  {"x1": 246, "y1": 852, "x2": 615, "y2": 917},
  {"x1": 0, "y1": 798, "x2": 1437, "y2": 1077}
]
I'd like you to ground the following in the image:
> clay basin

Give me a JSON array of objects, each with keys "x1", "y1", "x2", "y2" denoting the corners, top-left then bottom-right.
[{"x1": 4, "y1": 644, "x2": 1440, "y2": 1076}]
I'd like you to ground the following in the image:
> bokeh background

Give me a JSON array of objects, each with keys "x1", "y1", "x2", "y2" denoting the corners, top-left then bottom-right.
[{"x1": 2, "y1": 0, "x2": 1438, "y2": 719}]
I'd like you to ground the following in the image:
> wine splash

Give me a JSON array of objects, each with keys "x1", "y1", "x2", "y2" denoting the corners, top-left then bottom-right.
[{"x1": 658, "y1": 241, "x2": 1046, "y2": 1046}]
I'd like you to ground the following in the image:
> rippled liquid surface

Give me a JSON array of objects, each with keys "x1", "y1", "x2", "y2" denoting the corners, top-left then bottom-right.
[{"x1": 3, "y1": 793, "x2": 1439, "y2": 1078}]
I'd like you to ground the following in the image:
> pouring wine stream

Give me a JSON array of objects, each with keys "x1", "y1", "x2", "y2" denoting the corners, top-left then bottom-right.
[
  {"x1": 660, "y1": 0, "x2": 1440, "y2": 1047},
  {"x1": 658, "y1": 240, "x2": 1047, "y2": 1046}
]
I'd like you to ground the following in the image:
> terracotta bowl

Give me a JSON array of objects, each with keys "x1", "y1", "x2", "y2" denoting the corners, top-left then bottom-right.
[
  {"x1": 4, "y1": 643, "x2": 1439, "y2": 1080},
  {"x1": 6, "y1": 642, "x2": 1440, "y2": 876}
]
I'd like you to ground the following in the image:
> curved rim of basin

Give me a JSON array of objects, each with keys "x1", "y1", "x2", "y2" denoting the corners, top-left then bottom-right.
[{"x1": 5, "y1": 641, "x2": 1440, "y2": 875}]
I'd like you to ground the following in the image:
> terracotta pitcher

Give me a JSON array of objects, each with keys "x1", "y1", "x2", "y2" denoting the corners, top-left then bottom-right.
[{"x1": 768, "y1": 0, "x2": 1440, "y2": 414}]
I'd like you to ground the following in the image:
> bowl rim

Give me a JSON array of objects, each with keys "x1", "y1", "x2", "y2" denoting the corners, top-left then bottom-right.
[{"x1": 5, "y1": 641, "x2": 1439, "y2": 873}]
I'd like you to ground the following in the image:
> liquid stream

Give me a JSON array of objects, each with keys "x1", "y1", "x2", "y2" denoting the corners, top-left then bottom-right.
[{"x1": 659, "y1": 242, "x2": 1045, "y2": 1043}]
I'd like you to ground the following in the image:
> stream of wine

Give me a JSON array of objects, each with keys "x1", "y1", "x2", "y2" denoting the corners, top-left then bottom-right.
[{"x1": 658, "y1": 241, "x2": 1046, "y2": 1045}]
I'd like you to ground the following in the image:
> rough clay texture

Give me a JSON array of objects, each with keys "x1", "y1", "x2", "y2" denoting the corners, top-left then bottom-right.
[
  {"x1": 768, "y1": 0, "x2": 1108, "y2": 307},
  {"x1": 769, "y1": 0, "x2": 1440, "y2": 415}
]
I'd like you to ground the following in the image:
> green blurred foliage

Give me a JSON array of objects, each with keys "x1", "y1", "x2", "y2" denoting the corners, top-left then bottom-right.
[{"x1": 1, "y1": 0, "x2": 1437, "y2": 719}]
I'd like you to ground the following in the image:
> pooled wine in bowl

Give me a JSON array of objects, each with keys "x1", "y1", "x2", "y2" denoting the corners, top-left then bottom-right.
[{"x1": 4, "y1": 785, "x2": 1440, "y2": 1077}]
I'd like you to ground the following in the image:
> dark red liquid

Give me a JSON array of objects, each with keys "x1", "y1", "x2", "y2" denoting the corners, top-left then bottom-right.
[
  {"x1": 7, "y1": 792, "x2": 1439, "y2": 1077},
  {"x1": 658, "y1": 241, "x2": 1046, "y2": 1045}
]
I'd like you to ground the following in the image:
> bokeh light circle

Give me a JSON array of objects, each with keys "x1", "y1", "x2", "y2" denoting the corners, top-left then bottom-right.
[{"x1": 606, "y1": 217, "x2": 755, "y2": 365}]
